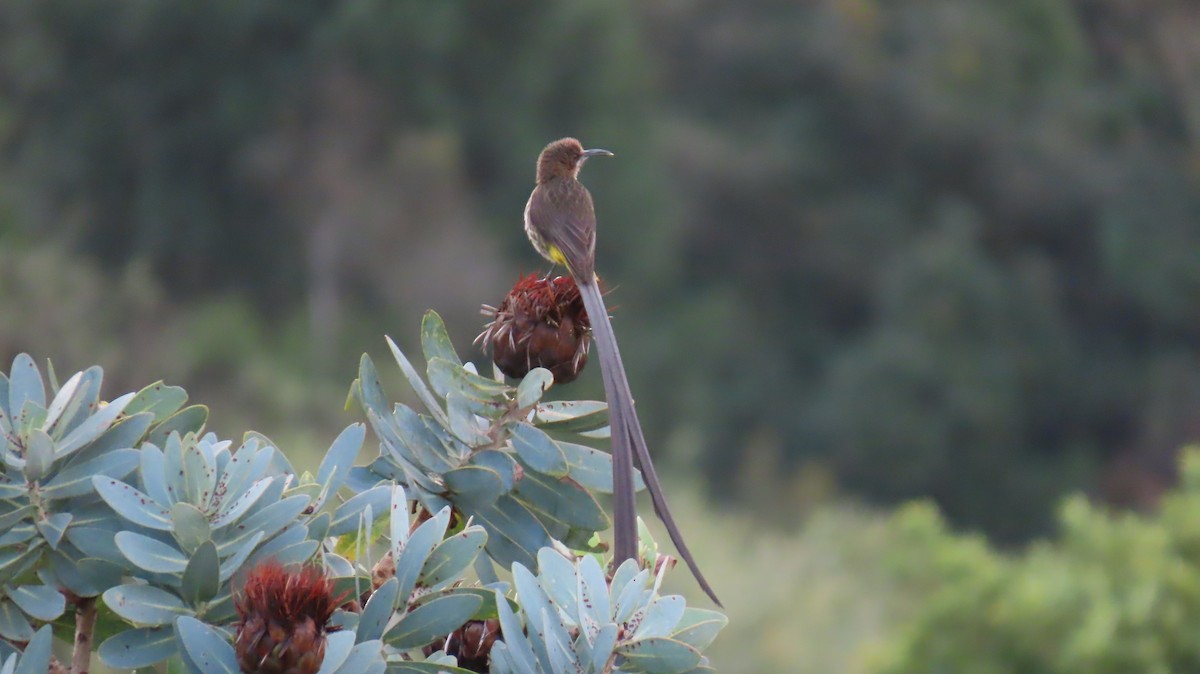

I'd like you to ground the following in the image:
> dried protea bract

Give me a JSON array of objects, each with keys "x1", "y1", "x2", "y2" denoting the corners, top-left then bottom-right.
[
  {"x1": 234, "y1": 561, "x2": 341, "y2": 674},
  {"x1": 477, "y1": 274, "x2": 591, "y2": 384}
]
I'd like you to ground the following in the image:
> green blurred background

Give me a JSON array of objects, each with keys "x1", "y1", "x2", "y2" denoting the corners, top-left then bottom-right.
[{"x1": 2, "y1": 1, "x2": 1199, "y2": 671}]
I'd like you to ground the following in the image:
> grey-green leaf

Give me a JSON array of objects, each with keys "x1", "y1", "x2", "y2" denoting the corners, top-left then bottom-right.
[
  {"x1": 103, "y1": 584, "x2": 186, "y2": 626},
  {"x1": 417, "y1": 526, "x2": 487, "y2": 592},
  {"x1": 98, "y1": 626, "x2": 176, "y2": 669},
  {"x1": 616, "y1": 637, "x2": 701, "y2": 674},
  {"x1": 516, "y1": 369, "x2": 554, "y2": 409},
  {"x1": 114, "y1": 531, "x2": 188, "y2": 574},
  {"x1": 94, "y1": 477, "x2": 172, "y2": 530},
  {"x1": 182, "y1": 541, "x2": 220, "y2": 605},
  {"x1": 6, "y1": 584, "x2": 64, "y2": 621},
  {"x1": 385, "y1": 593, "x2": 483, "y2": 649},
  {"x1": 175, "y1": 616, "x2": 240, "y2": 674},
  {"x1": 509, "y1": 425, "x2": 568, "y2": 477}
]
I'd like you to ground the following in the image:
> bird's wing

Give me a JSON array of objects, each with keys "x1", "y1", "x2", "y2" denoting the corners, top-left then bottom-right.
[{"x1": 528, "y1": 180, "x2": 597, "y2": 279}]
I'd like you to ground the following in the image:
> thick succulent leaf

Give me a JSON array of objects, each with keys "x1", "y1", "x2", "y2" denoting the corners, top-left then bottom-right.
[
  {"x1": 357, "y1": 577, "x2": 398, "y2": 643},
  {"x1": 329, "y1": 484, "x2": 391, "y2": 536},
  {"x1": 535, "y1": 400, "x2": 609, "y2": 431},
  {"x1": 0, "y1": 525, "x2": 34, "y2": 548},
  {"x1": 6, "y1": 584, "x2": 65, "y2": 621},
  {"x1": 383, "y1": 339, "x2": 450, "y2": 428},
  {"x1": 443, "y1": 465, "x2": 506, "y2": 510},
  {"x1": 12, "y1": 623, "x2": 52, "y2": 674},
  {"x1": 63, "y1": 411, "x2": 153, "y2": 469},
  {"x1": 181, "y1": 541, "x2": 220, "y2": 605},
  {"x1": 513, "y1": 469, "x2": 608, "y2": 538},
  {"x1": 613, "y1": 565, "x2": 652, "y2": 625},
  {"x1": 427, "y1": 358, "x2": 509, "y2": 402},
  {"x1": 125, "y1": 381, "x2": 188, "y2": 425},
  {"x1": 420, "y1": 311, "x2": 462, "y2": 367},
  {"x1": 394, "y1": 506, "x2": 451, "y2": 603},
  {"x1": 209, "y1": 477, "x2": 273, "y2": 530},
  {"x1": 56, "y1": 391, "x2": 136, "y2": 459},
  {"x1": 251, "y1": 539, "x2": 319, "y2": 568},
  {"x1": 0, "y1": 600, "x2": 32, "y2": 641},
  {"x1": 616, "y1": 637, "x2": 701, "y2": 674},
  {"x1": 416, "y1": 525, "x2": 487, "y2": 592},
  {"x1": 115, "y1": 531, "x2": 189, "y2": 574},
  {"x1": 59, "y1": 556, "x2": 125, "y2": 598},
  {"x1": 327, "y1": 639, "x2": 385, "y2": 674},
  {"x1": 172, "y1": 503, "x2": 211, "y2": 554},
  {"x1": 669, "y1": 609, "x2": 728, "y2": 652},
  {"x1": 94, "y1": 477, "x2": 172, "y2": 530},
  {"x1": 219, "y1": 494, "x2": 309, "y2": 555},
  {"x1": 509, "y1": 425, "x2": 568, "y2": 477},
  {"x1": 175, "y1": 616, "x2": 239, "y2": 674},
  {"x1": 212, "y1": 440, "x2": 273, "y2": 514},
  {"x1": 535, "y1": 549, "x2": 580, "y2": 624},
  {"x1": 218, "y1": 531, "x2": 264, "y2": 582},
  {"x1": 445, "y1": 391, "x2": 487, "y2": 445},
  {"x1": 34, "y1": 512, "x2": 71, "y2": 549},
  {"x1": 315, "y1": 424, "x2": 365, "y2": 509},
  {"x1": 589, "y1": 623, "x2": 620, "y2": 673},
  {"x1": 7, "y1": 355, "x2": 44, "y2": 424},
  {"x1": 0, "y1": 505, "x2": 33, "y2": 533},
  {"x1": 512, "y1": 563, "x2": 566, "y2": 672},
  {"x1": 494, "y1": 586, "x2": 539, "y2": 673},
  {"x1": 42, "y1": 371, "x2": 84, "y2": 437},
  {"x1": 315, "y1": 630, "x2": 356, "y2": 674},
  {"x1": 390, "y1": 405, "x2": 455, "y2": 474},
  {"x1": 181, "y1": 440, "x2": 217, "y2": 509},
  {"x1": 516, "y1": 368, "x2": 554, "y2": 410},
  {"x1": 139, "y1": 443, "x2": 170, "y2": 505},
  {"x1": 541, "y1": 607, "x2": 582, "y2": 674},
  {"x1": 64, "y1": 527, "x2": 124, "y2": 565},
  {"x1": 408, "y1": 587, "x2": 516, "y2": 622},
  {"x1": 469, "y1": 450, "x2": 518, "y2": 491},
  {"x1": 21, "y1": 430, "x2": 53, "y2": 483},
  {"x1": 385, "y1": 662, "x2": 478, "y2": 674},
  {"x1": 463, "y1": 496, "x2": 551, "y2": 571},
  {"x1": 98, "y1": 626, "x2": 177, "y2": 669},
  {"x1": 41, "y1": 448, "x2": 139, "y2": 500},
  {"x1": 633, "y1": 595, "x2": 687, "y2": 640},
  {"x1": 385, "y1": 593, "x2": 483, "y2": 649},
  {"x1": 146, "y1": 405, "x2": 208, "y2": 448},
  {"x1": 388, "y1": 483, "x2": 408, "y2": 552},
  {"x1": 557, "y1": 441, "x2": 643, "y2": 494},
  {"x1": 103, "y1": 584, "x2": 186, "y2": 626}
]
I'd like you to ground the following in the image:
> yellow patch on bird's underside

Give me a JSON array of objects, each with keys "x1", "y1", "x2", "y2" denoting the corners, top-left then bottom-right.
[{"x1": 547, "y1": 244, "x2": 568, "y2": 267}]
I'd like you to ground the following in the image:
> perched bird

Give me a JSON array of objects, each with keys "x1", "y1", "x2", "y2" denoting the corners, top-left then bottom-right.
[{"x1": 523, "y1": 137, "x2": 720, "y2": 605}]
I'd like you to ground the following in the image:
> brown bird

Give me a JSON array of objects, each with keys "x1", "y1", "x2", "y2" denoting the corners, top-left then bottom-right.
[{"x1": 524, "y1": 137, "x2": 720, "y2": 605}]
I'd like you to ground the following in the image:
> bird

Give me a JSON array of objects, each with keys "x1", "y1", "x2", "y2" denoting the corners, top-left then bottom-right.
[{"x1": 523, "y1": 137, "x2": 720, "y2": 605}]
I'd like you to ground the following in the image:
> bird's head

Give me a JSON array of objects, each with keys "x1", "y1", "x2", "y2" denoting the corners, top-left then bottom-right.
[{"x1": 536, "y1": 137, "x2": 613, "y2": 183}]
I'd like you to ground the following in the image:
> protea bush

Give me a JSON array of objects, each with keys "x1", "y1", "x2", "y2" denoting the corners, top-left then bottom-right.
[{"x1": 0, "y1": 310, "x2": 725, "y2": 673}]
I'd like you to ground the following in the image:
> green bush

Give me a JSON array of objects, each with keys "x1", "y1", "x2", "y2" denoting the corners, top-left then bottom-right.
[{"x1": 869, "y1": 446, "x2": 1200, "y2": 674}]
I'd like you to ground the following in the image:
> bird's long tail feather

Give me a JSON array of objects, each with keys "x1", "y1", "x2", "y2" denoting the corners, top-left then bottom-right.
[{"x1": 577, "y1": 280, "x2": 721, "y2": 606}]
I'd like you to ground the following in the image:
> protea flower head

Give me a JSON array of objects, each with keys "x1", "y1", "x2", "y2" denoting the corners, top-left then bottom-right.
[
  {"x1": 476, "y1": 274, "x2": 592, "y2": 384},
  {"x1": 425, "y1": 619, "x2": 501, "y2": 673},
  {"x1": 234, "y1": 560, "x2": 343, "y2": 674}
]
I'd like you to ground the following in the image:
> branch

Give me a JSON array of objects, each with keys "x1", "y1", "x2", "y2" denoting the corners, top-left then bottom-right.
[{"x1": 71, "y1": 596, "x2": 97, "y2": 674}]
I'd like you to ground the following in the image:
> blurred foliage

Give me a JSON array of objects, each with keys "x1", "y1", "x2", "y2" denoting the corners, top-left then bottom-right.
[
  {"x1": 0, "y1": 0, "x2": 1198, "y2": 541},
  {"x1": 869, "y1": 446, "x2": 1200, "y2": 674}
]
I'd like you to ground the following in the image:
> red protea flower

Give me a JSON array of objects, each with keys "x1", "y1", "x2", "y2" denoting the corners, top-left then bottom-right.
[
  {"x1": 476, "y1": 274, "x2": 593, "y2": 384},
  {"x1": 234, "y1": 561, "x2": 343, "y2": 674}
]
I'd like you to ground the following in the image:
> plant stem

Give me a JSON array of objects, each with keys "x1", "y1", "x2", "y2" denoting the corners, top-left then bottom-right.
[{"x1": 71, "y1": 596, "x2": 97, "y2": 674}]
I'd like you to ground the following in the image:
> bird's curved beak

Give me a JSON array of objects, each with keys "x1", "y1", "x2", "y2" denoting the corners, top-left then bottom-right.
[{"x1": 582, "y1": 148, "x2": 614, "y2": 158}]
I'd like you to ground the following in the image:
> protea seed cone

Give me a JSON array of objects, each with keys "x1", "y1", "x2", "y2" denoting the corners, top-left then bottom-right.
[
  {"x1": 234, "y1": 561, "x2": 342, "y2": 674},
  {"x1": 476, "y1": 274, "x2": 592, "y2": 384}
]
